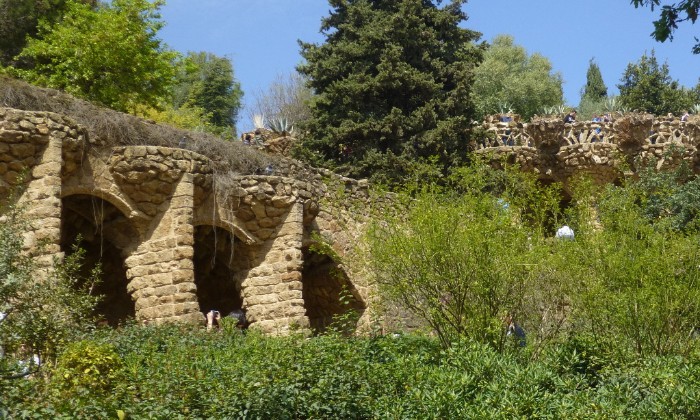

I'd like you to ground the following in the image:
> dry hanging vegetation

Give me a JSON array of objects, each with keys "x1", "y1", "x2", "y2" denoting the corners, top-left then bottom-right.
[{"x1": 0, "y1": 76, "x2": 280, "y2": 175}]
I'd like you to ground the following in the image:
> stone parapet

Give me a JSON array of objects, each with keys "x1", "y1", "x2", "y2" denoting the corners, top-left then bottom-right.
[{"x1": 476, "y1": 113, "x2": 700, "y2": 188}]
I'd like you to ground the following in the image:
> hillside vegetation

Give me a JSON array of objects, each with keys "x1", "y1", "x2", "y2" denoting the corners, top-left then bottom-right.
[{"x1": 3, "y1": 323, "x2": 700, "y2": 418}]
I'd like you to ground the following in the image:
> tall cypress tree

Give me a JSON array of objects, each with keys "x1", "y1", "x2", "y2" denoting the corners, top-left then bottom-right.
[
  {"x1": 298, "y1": 0, "x2": 482, "y2": 185},
  {"x1": 582, "y1": 58, "x2": 607, "y2": 102}
]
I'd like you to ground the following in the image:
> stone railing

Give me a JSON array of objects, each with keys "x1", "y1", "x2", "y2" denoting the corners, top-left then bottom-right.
[
  {"x1": 474, "y1": 113, "x2": 700, "y2": 188},
  {"x1": 476, "y1": 113, "x2": 700, "y2": 150}
]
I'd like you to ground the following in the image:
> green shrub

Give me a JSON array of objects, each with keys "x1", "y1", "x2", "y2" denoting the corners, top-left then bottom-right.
[
  {"x1": 52, "y1": 340, "x2": 123, "y2": 393},
  {"x1": 2, "y1": 324, "x2": 700, "y2": 417}
]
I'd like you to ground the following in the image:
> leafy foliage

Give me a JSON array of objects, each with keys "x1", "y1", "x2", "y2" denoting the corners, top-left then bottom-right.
[
  {"x1": 368, "y1": 162, "x2": 563, "y2": 348},
  {"x1": 2, "y1": 323, "x2": 699, "y2": 417},
  {"x1": 172, "y1": 51, "x2": 243, "y2": 137},
  {"x1": 367, "y1": 161, "x2": 700, "y2": 360},
  {"x1": 559, "y1": 182, "x2": 700, "y2": 357},
  {"x1": 12, "y1": 0, "x2": 176, "y2": 112},
  {"x1": 137, "y1": 102, "x2": 216, "y2": 133},
  {"x1": 52, "y1": 340, "x2": 123, "y2": 393},
  {"x1": 472, "y1": 35, "x2": 563, "y2": 120},
  {"x1": 0, "y1": 0, "x2": 96, "y2": 66},
  {"x1": 628, "y1": 155, "x2": 700, "y2": 233},
  {"x1": 617, "y1": 50, "x2": 694, "y2": 115},
  {"x1": 298, "y1": 0, "x2": 483, "y2": 185},
  {"x1": 632, "y1": 0, "x2": 700, "y2": 54},
  {"x1": 0, "y1": 202, "x2": 100, "y2": 378}
]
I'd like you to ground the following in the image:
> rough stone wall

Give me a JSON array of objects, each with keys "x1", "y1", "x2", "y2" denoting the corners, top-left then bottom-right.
[
  {"x1": 0, "y1": 106, "x2": 389, "y2": 335},
  {"x1": 476, "y1": 113, "x2": 700, "y2": 189},
  {"x1": 0, "y1": 108, "x2": 84, "y2": 270}
]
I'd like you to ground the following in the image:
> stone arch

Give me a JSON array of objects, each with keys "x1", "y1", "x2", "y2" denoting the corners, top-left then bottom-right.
[
  {"x1": 193, "y1": 223, "x2": 248, "y2": 319},
  {"x1": 61, "y1": 193, "x2": 138, "y2": 326},
  {"x1": 301, "y1": 242, "x2": 366, "y2": 334},
  {"x1": 192, "y1": 214, "x2": 258, "y2": 245},
  {"x1": 61, "y1": 186, "x2": 145, "y2": 227}
]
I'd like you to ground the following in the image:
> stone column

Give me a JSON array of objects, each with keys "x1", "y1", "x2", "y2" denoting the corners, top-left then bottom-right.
[
  {"x1": 0, "y1": 114, "x2": 65, "y2": 271},
  {"x1": 125, "y1": 173, "x2": 200, "y2": 324},
  {"x1": 242, "y1": 201, "x2": 309, "y2": 334}
]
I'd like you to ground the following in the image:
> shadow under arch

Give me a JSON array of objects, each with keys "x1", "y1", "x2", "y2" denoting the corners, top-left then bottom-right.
[
  {"x1": 193, "y1": 224, "x2": 248, "y2": 318},
  {"x1": 61, "y1": 193, "x2": 138, "y2": 326},
  {"x1": 61, "y1": 185, "x2": 145, "y2": 225},
  {"x1": 301, "y1": 242, "x2": 366, "y2": 334}
]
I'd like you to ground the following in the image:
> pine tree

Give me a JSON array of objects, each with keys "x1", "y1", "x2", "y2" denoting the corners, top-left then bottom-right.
[{"x1": 298, "y1": 0, "x2": 482, "y2": 185}]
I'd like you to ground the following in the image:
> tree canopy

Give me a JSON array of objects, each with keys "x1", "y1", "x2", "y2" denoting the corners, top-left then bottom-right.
[
  {"x1": 471, "y1": 35, "x2": 563, "y2": 120},
  {"x1": 632, "y1": 0, "x2": 700, "y2": 54},
  {"x1": 172, "y1": 52, "x2": 243, "y2": 135},
  {"x1": 0, "y1": 0, "x2": 96, "y2": 66},
  {"x1": 13, "y1": 0, "x2": 176, "y2": 112},
  {"x1": 617, "y1": 50, "x2": 693, "y2": 115},
  {"x1": 298, "y1": 0, "x2": 483, "y2": 185}
]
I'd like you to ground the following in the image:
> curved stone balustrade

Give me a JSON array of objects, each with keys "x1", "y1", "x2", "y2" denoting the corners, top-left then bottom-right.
[
  {"x1": 477, "y1": 114, "x2": 700, "y2": 150},
  {"x1": 475, "y1": 113, "x2": 700, "y2": 188}
]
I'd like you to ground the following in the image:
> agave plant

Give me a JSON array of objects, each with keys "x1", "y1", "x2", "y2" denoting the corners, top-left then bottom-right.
[
  {"x1": 540, "y1": 104, "x2": 566, "y2": 116},
  {"x1": 497, "y1": 102, "x2": 514, "y2": 115},
  {"x1": 540, "y1": 105, "x2": 554, "y2": 116},
  {"x1": 691, "y1": 104, "x2": 700, "y2": 114},
  {"x1": 604, "y1": 96, "x2": 624, "y2": 113},
  {"x1": 268, "y1": 117, "x2": 294, "y2": 136}
]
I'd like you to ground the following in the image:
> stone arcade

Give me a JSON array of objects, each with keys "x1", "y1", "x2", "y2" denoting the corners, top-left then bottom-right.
[
  {"x1": 0, "y1": 107, "x2": 376, "y2": 334},
  {"x1": 5, "y1": 106, "x2": 700, "y2": 334}
]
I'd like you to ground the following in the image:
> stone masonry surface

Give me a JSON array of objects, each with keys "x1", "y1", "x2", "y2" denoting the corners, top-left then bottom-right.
[{"x1": 0, "y1": 107, "x2": 392, "y2": 334}]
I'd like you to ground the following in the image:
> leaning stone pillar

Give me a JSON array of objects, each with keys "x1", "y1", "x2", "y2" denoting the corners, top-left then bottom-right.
[
  {"x1": 125, "y1": 173, "x2": 200, "y2": 324},
  {"x1": 242, "y1": 200, "x2": 309, "y2": 334},
  {"x1": 0, "y1": 111, "x2": 66, "y2": 271}
]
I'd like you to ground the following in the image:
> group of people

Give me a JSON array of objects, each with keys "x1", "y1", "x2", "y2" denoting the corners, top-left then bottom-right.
[
  {"x1": 564, "y1": 110, "x2": 612, "y2": 124},
  {"x1": 241, "y1": 129, "x2": 265, "y2": 146},
  {"x1": 665, "y1": 111, "x2": 691, "y2": 122}
]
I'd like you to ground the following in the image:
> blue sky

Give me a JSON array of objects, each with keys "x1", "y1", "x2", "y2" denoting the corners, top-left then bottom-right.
[{"x1": 159, "y1": 1, "x2": 700, "y2": 132}]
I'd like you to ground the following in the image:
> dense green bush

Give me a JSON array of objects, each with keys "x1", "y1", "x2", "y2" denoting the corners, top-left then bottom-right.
[
  {"x1": 367, "y1": 161, "x2": 700, "y2": 360},
  {"x1": 2, "y1": 324, "x2": 699, "y2": 418}
]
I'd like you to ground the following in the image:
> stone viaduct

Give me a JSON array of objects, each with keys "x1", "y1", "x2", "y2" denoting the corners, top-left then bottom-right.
[
  {"x1": 4, "y1": 105, "x2": 700, "y2": 334},
  {"x1": 475, "y1": 113, "x2": 700, "y2": 193},
  {"x1": 0, "y1": 107, "x2": 382, "y2": 334}
]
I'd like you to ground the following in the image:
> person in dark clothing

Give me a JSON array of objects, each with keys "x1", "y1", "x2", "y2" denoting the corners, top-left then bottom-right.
[
  {"x1": 504, "y1": 313, "x2": 526, "y2": 347},
  {"x1": 563, "y1": 110, "x2": 577, "y2": 124}
]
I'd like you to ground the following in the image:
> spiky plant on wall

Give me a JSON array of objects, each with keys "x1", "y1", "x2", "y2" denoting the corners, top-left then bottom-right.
[{"x1": 268, "y1": 117, "x2": 294, "y2": 136}]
